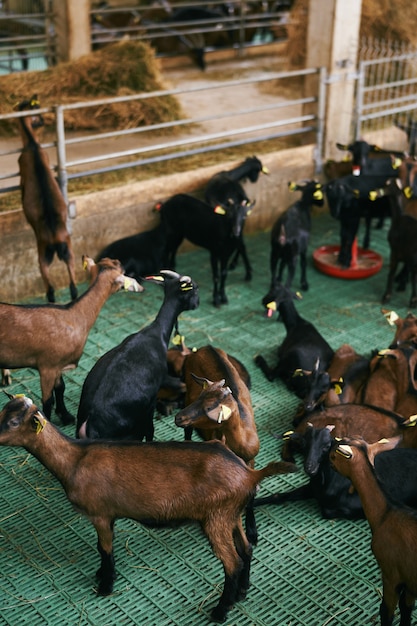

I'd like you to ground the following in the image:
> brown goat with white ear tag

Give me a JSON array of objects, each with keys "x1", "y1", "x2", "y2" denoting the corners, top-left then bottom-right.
[{"x1": 175, "y1": 345, "x2": 260, "y2": 545}]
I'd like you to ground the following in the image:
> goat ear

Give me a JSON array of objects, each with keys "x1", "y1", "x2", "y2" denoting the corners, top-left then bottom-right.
[
  {"x1": 326, "y1": 424, "x2": 336, "y2": 432},
  {"x1": 381, "y1": 308, "x2": 400, "y2": 326},
  {"x1": 214, "y1": 205, "x2": 226, "y2": 215},
  {"x1": 191, "y1": 373, "x2": 213, "y2": 389}
]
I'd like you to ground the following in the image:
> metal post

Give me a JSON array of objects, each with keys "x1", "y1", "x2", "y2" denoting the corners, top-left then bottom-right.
[
  {"x1": 55, "y1": 104, "x2": 68, "y2": 202},
  {"x1": 315, "y1": 66, "x2": 327, "y2": 174},
  {"x1": 354, "y1": 60, "x2": 365, "y2": 140}
]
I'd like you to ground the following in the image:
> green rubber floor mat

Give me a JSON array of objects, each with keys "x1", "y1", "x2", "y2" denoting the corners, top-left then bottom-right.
[{"x1": 0, "y1": 211, "x2": 410, "y2": 625}]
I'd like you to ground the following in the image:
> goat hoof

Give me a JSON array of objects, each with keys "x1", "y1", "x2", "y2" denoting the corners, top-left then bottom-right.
[
  {"x1": 381, "y1": 293, "x2": 391, "y2": 304},
  {"x1": 210, "y1": 604, "x2": 228, "y2": 623},
  {"x1": 300, "y1": 282, "x2": 309, "y2": 291},
  {"x1": 59, "y1": 412, "x2": 75, "y2": 426}
]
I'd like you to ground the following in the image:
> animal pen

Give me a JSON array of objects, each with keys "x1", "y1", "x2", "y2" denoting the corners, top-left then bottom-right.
[
  {"x1": 0, "y1": 214, "x2": 410, "y2": 626},
  {"x1": 1, "y1": 26, "x2": 417, "y2": 626}
]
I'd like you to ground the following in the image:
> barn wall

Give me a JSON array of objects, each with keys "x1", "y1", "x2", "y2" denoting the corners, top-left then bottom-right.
[{"x1": 0, "y1": 144, "x2": 315, "y2": 303}]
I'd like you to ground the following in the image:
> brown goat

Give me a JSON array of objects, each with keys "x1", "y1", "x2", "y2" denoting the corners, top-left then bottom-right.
[
  {"x1": 0, "y1": 256, "x2": 141, "y2": 425},
  {"x1": 0, "y1": 395, "x2": 296, "y2": 623},
  {"x1": 175, "y1": 345, "x2": 259, "y2": 544},
  {"x1": 360, "y1": 346, "x2": 417, "y2": 418},
  {"x1": 16, "y1": 95, "x2": 77, "y2": 303},
  {"x1": 330, "y1": 436, "x2": 417, "y2": 626}
]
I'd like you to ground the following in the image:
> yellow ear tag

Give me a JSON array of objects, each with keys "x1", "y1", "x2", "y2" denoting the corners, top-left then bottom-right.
[
  {"x1": 266, "y1": 301, "x2": 277, "y2": 311},
  {"x1": 369, "y1": 190, "x2": 378, "y2": 201},
  {"x1": 313, "y1": 190, "x2": 323, "y2": 200},
  {"x1": 292, "y1": 369, "x2": 303, "y2": 378},
  {"x1": 282, "y1": 430, "x2": 294, "y2": 440},
  {"x1": 172, "y1": 333, "x2": 184, "y2": 346},
  {"x1": 377, "y1": 438, "x2": 389, "y2": 444},
  {"x1": 405, "y1": 186, "x2": 413, "y2": 199},
  {"x1": 334, "y1": 383, "x2": 342, "y2": 395},
  {"x1": 218, "y1": 404, "x2": 232, "y2": 423},
  {"x1": 262, "y1": 166, "x2": 270, "y2": 174},
  {"x1": 146, "y1": 275, "x2": 164, "y2": 282},
  {"x1": 214, "y1": 205, "x2": 226, "y2": 215},
  {"x1": 288, "y1": 182, "x2": 297, "y2": 192},
  {"x1": 34, "y1": 412, "x2": 47, "y2": 435},
  {"x1": 378, "y1": 349, "x2": 390, "y2": 357},
  {"x1": 393, "y1": 157, "x2": 402, "y2": 169},
  {"x1": 83, "y1": 259, "x2": 88, "y2": 270}
]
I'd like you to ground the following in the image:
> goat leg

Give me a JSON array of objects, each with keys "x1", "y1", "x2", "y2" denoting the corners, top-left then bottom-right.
[
  {"x1": 382, "y1": 261, "x2": 399, "y2": 304},
  {"x1": 95, "y1": 522, "x2": 117, "y2": 596},
  {"x1": 409, "y1": 269, "x2": 417, "y2": 308},
  {"x1": 244, "y1": 496, "x2": 257, "y2": 545},
  {"x1": 54, "y1": 375, "x2": 75, "y2": 425},
  {"x1": 253, "y1": 483, "x2": 313, "y2": 507},
  {"x1": 254, "y1": 355, "x2": 278, "y2": 382}
]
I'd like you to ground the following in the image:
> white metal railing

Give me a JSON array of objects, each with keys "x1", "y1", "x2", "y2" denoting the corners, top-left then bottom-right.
[{"x1": 0, "y1": 66, "x2": 324, "y2": 201}]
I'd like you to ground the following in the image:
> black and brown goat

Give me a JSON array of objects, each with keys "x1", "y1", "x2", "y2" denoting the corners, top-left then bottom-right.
[
  {"x1": 16, "y1": 95, "x2": 77, "y2": 303},
  {"x1": 330, "y1": 436, "x2": 417, "y2": 626},
  {"x1": 0, "y1": 395, "x2": 296, "y2": 623},
  {"x1": 0, "y1": 256, "x2": 141, "y2": 424}
]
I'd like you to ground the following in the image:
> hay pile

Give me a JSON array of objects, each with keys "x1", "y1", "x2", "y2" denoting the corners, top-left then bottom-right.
[
  {"x1": 0, "y1": 40, "x2": 183, "y2": 136},
  {"x1": 287, "y1": 0, "x2": 417, "y2": 67}
]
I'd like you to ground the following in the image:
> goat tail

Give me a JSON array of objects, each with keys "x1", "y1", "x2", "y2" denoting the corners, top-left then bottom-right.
[
  {"x1": 255, "y1": 460, "x2": 297, "y2": 483},
  {"x1": 55, "y1": 242, "x2": 71, "y2": 263}
]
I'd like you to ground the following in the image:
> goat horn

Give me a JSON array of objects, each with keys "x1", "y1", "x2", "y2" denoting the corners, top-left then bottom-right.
[{"x1": 160, "y1": 269, "x2": 181, "y2": 279}]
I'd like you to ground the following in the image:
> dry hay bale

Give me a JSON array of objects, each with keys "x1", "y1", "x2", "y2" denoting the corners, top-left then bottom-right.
[
  {"x1": 286, "y1": 0, "x2": 417, "y2": 68},
  {"x1": 0, "y1": 40, "x2": 183, "y2": 136}
]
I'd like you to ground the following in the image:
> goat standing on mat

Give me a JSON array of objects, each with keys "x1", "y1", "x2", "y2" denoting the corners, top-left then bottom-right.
[{"x1": 16, "y1": 95, "x2": 77, "y2": 303}]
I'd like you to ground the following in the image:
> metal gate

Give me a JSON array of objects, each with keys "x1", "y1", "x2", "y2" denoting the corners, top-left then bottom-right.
[
  {"x1": 0, "y1": 0, "x2": 55, "y2": 73},
  {"x1": 355, "y1": 38, "x2": 417, "y2": 144}
]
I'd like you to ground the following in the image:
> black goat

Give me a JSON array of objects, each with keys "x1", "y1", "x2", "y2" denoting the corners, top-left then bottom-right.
[
  {"x1": 155, "y1": 193, "x2": 252, "y2": 307},
  {"x1": 255, "y1": 283, "x2": 334, "y2": 404},
  {"x1": 96, "y1": 223, "x2": 167, "y2": 282},
  {"x1": 374, "y1": 178, "x2": 417, "y2": 308},
  {"x1": 76, "y1": 270, "x2": 199, "y2": 441},
  {"x1": 255, "y1": 404, "x2": 407, "y2": 520},
  {"x1": 204, "y1": 156, "x2": 269, "y2": 281},
  {"x1": 325, "y1": 170, "x2": 396, "y2": 268},
  {"x1": 269, "y1": 180, "x2": 324, "y2": 290}
]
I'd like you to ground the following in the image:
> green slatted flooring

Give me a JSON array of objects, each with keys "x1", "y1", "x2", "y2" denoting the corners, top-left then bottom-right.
[{"x1": 0, "y1": 211, "x2": 412, "y2": 626}]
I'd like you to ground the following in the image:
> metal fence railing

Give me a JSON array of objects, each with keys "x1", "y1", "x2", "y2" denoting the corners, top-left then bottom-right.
[
  {"x1": 355, "y1": 38, "x2": 417, "y2": 140},
  {"x1": 0, "y1": 0, "x2": 55, "y2": 73},
  {"x1": 0, "y1": 65, "x2": 324, "y2": 201}
]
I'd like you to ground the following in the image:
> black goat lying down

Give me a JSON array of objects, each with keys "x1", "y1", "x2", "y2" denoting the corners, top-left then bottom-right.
[
  {"x1": 96, "y1": 223, "x2": 167, "y2": 282},
  {"x1": 155, "y1": 193, "x2": 253, "y2": 307},
  {"x1": 255, "y1": 283, "x2": 334, "y2": 409},
  {"x1": 254, "y1": 404, "x2": 407, "y2": 520},
  {"x1": 76, "y1": 270, "x2": 199, "y2": 442},
  {"x1": 0, "y1": 395, "x2": 296, "y2": 624}
]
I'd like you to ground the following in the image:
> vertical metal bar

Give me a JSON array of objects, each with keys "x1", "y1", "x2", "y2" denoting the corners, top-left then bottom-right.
[
  {"x1": 55, "y1": 104, "x2": 68, "y2": 203},
  {"x1": 354, "y1": 60, "x2": 365, "y2": 139},
  {"x1": 315, "y1": 66, "x2": 326, "y2": 174}
]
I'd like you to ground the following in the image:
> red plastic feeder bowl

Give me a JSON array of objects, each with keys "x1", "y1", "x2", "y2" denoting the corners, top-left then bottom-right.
[{"x1": 313, "y1": 239, "x2": 383, "y2": 280}]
